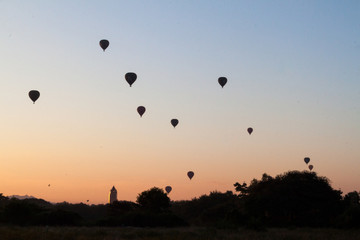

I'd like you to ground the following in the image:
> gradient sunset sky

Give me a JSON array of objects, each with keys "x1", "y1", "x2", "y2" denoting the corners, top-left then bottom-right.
[{"x1": 1, "y1": 1, "x2": 359, "y2": 204}]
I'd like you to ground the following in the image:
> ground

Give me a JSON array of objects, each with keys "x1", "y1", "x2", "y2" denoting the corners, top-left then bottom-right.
[{"x1": 1, "y1": 226, "x2": 360, "y2": 240}]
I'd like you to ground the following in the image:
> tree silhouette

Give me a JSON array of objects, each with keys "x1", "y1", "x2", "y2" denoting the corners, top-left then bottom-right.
[
  {"x1": 136, "y1": 187, "x2": 170, "y2": 212},
  {"x1": 339, "y1": 191, "x2": 360, "y2": 228},
  {"x1": 234, "y1": 171, "x2": 343, "y2": 227},
  {"x1": 0, "y1": 193, "x2": 8, "y2": 201},
  {"x1": 171, "y1": 191, "x2": 244, "y2": 227},
  {"x1": 2, "y1": 198, "x2": 43, "y2": 225},
  {"x1": 344, "y1": 191, "x2": 360, "y2": 206},
  {"x1": 1, "y1": 175, "x2": 358, "y2": 228}
]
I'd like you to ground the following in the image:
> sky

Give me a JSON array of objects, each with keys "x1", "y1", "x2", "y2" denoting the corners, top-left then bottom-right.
[{"x1": 1, "y1": 0, "x2": 359, "y2": 204}]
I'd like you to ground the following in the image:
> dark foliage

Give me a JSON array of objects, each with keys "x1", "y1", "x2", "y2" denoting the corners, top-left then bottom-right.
[
  {"x1": 234, "y1": 171, "x2": 343, "y2": 227},
  {"x1": 54, "y1": 202, "x2": 107, "y2": 225},
  {"x1": 136, "y1": 187, "x2": 170, "y2": 212},
  {"x1": 97, "y1": 196, "x2": 186, "y2": 227},
  {"x1": 108, "y1": 200, "x2": 139, "y2": 215},
  {"x1": 171, "y1": 191, "x2": 245, "y2": 228},
  {"x1": 98, "y1": 210, "x2": 187, "y2": 227},
  {"x1": 2, "y1": 198, "x2": 44, "y2": 225},
  {"x1": 0, "y1": 171, "x2": 358, "y2": 228},
  {"x1": 337, "y1": 191, "x2": 360, "y2": 228},
  {"x1": 35, "y1": 209, "x2": 82, "y2": 226},
  {"x1": 1, "y1": 198, "x2": 82, "y2": 226}
]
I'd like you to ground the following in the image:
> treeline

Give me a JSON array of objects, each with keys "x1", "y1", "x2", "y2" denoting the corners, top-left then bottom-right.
[{"x1": 0, "y1": 171, "x2": 359, "y2": 228}]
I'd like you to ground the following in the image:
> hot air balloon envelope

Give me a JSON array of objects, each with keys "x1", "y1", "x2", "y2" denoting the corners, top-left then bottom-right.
[
  {"x1": 218, "y1": 77, "x2": 227, "y2": 88},
  {"x1": 29, "y1": 90, "x2": 40, "y2": 103},
  {"x1": 308, "y1": 165, "x2": 314, "y2": 171},
  {"x1": 165, "y1": 186, "x2": 172, "y2": 194},
  {"x1": 304, "y1": 157, "x2": 310, "y2": 164},
  {"x1": 171, "y1": 119, "x2": 179, "y2": 128},
  {"x1": 187, "y1": 171, "x2": 194, "y2": 180},
  {"x1": 137, "y1": 106, "x2": 146, "y2": 117},
  {"x1": 125, "y1": 72, "x2": 137, "y2": 87},
  {"x1": 247, "y1": 127, "x2": 253, "y2": 135},
  {"x1": 99, "y1": 39, "x2": 109, "y2": 51}
]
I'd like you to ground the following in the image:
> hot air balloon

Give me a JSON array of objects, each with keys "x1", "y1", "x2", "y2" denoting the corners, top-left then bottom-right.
[
  {"x1": 29, "y1": 90, "x2": 40, "y2": 104},
  {"x1": 304, "y1": 157, "x2": 310, "y2": 164},
  {"x1": 187, "y1": 171, "x2": 194, "y2": 180},
  {"x1": 137, "y1": 106, "x2": 146, "y2": 117},
  {"x1": 99, "y1": 39, "x2": 109, "y2": 51},
  {"x1": 247, "y1": 127, "x2": 253, "y2": 135},
  {"x1": 125, "y1": 72, "x2": 137, "y2": 87},
  {"x1": 171, "y1": 119, "x2": 179, "y2": 128},
  {"x1": 87, "y1": 200, "x2": 89, "y2": 202},
  {"x1": 308, "y1": 165, "x2": 313, "y2": 171},
  {"x1": 48, "y1": 184, "x2": 50, "y2": 187},
  {"x1": 165, "y1": 186, "x2": 172, "y2": 194},
  {"x1": 218, "y1": 77, "x2": 227, "y2": 88}
]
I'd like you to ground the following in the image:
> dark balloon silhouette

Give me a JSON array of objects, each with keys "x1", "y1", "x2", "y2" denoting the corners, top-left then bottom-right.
[
  {"x1": 187, "y1": 171, "x2": 194, "y2": 180},
  {"x1": 247, "y1": 127, "x2": 253, "y2": 135},
  {"x1": 171, "y1": 119, "x2": 179, "y2": 128},
  {"x1": 48, "y1": 184, "x2": 50, "y2": 187},
  {"x1": 86, "y1": 200, "x2": 89, "y2": 202},
  {"x1": 309, "y1": 165, "x2": 314, "y2": 171},
  {"x1": 137, "y1": 106, "x2": 146, "y2": 117},
  {"x1": 218, "y1": 77, "x2": 227, "y2": 88},
  {"x1": 29, "y1": 90, "x2": 40, "y2": 104},
  {"x1": 125, "y1": 72, "x2": 137, "y2": 87},
  {"x1": 99, "y1": 39, "x2": 109, "y2": 51},
  {"x1": 304, "y1": 157, "x2": 310, "y2": 164},
  {"x1": 165, "y1": 186, "x2": 172, "y2": 194}
]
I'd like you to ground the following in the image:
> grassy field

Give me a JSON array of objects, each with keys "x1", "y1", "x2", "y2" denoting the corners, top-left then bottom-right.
[{"x1": 0, "y1": 226, "x2": 360, "y2": 240}]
